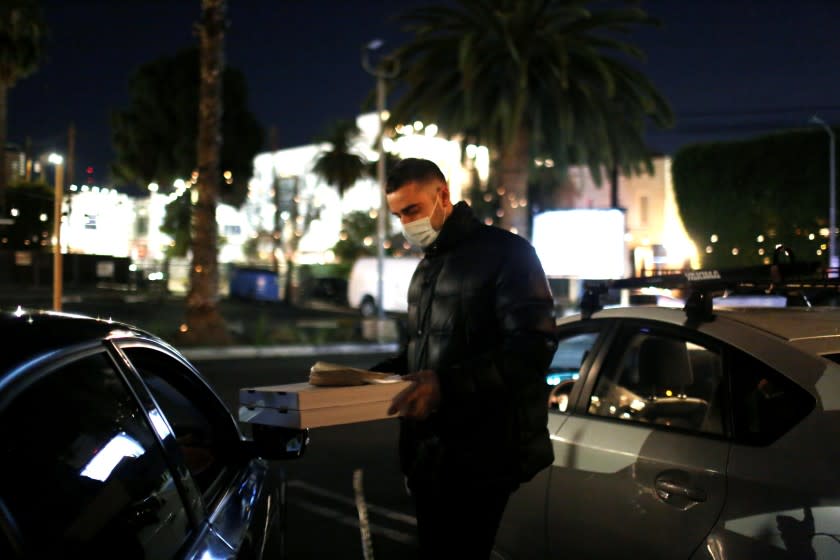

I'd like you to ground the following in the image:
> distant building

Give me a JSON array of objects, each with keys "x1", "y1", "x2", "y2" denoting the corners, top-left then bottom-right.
[
  {"x1": 246, "y1": 112, "x2": 488, "y2": 266},
  {"x1": 62, "y1": 186, "x2": 134, "y2": 257},
  {"x1": 3, "y1": 144, "x2": 26, "y2": 186},
  {"x1": 549, "y1": 156, "x2": 698, "y2": 275},
  {"x1": 60, "y1": 182, "x2": 245, "y2": 293}
]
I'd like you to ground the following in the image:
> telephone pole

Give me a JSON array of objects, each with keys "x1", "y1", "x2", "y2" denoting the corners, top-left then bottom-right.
[{"x1": 361, "y1": 40, "x2": 399, "y2": 322}]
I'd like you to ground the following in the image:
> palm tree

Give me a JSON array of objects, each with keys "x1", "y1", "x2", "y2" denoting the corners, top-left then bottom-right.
[
  {"x1": 388, "y1": 0, "x2": 673, "y2": 237},
  {"x1": 0, "y1": 0, "x2": 44, "y2": 216},
  {"x1": 312, "y1": 120, "x2": 368, "y2": 197},
  {"x1": 184, "y1": 0, "x2": 229, "y2": 344}
]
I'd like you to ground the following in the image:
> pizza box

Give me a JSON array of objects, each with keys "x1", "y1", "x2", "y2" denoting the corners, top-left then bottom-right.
[{"x1": 239, "y1": 378, "x2": 411, "y2": 429}]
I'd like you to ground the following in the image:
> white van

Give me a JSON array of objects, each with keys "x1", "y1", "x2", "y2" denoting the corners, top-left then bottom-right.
[{"x1": 346, "y1": 256, "x2": 421, "y2": 316}]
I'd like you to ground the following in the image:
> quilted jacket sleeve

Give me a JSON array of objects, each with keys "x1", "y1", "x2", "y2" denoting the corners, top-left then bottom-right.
[{"x1": 495, "y1": 242, "x2": 558, "y2": 388}]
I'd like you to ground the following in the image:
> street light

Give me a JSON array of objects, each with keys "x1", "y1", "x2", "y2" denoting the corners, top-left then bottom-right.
[
  {"x1": 361, "y1": 39, "x2": 399, "y2": 325},
  {"x1": 48, "y1": 153, "x2": 64, "y2": 311},
  {"x1": 810, "y1": 115, "x2": 837, "y2": 272}
]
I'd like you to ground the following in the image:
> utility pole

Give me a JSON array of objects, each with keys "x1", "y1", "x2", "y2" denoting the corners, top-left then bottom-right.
[
  {"x1": 24, "y1": 136, "x2": 32, "y2": 182},
  {"x1": 811, "y1": 115, "x2": 837, "y2": 273},
  {"x1": 67, "y1": 123, "x2": 76, "y2": 187},
  {"x1": 361, "y1": 40, "x2": 399, "y2": 325},
  {"x1": 269, "y1": 125, "x2": 281, "y2": 275},
  {"x1": 49, "y1": 153, "x2": 64, "y2": 311}
]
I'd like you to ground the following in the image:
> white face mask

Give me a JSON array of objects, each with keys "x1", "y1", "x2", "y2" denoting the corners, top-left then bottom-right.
[{"x1": 402, "y1": 194, "x2": 442, "y2": 248}]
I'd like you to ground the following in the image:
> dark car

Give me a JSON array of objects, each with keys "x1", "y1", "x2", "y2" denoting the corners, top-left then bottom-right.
[
  {"x1": 0, "y1": 309, "x2": 308, "y2": 559},
  {"x1": 303, "y1": 276, "x2": 349, "y2": 307}
]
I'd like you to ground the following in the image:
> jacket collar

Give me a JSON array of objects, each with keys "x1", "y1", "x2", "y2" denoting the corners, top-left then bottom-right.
[{"x1": 424, "y1": 201, "x2": 479, "y2": 256}]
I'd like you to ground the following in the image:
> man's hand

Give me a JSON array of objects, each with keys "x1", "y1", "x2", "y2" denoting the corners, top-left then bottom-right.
[{"x1": 388, "y1": 369, "x2": 441, "y2": 420}]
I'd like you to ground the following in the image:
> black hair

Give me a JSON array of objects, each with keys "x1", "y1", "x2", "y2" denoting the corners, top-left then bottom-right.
[{"x1": 385, "y1": 158, "x2": 446, "y2": 194}]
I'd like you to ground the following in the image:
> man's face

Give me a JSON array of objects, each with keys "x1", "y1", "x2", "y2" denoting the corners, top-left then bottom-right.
[{"x1": 387, "y1": 179, "x2": 450, "y2": 230}]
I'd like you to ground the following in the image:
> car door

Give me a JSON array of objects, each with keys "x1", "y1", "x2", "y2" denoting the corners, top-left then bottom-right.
[
  {"x1": 708, "y1": 342, "x2": 834, "y2": 559},
  {"x1": 494, "y1": 320, "x2": 611, "y2": 559},
  {"x1": 117, "y1": 343, "x2": 284, "y2": 560},
  {"x1": 547, "y1": 320, "x2": 730, "y2": 560},
  {"x1": 0, "y1": 348, "x2": 194, "y2": 558}
]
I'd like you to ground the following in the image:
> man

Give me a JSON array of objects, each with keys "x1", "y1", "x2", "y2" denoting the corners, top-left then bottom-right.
[{"x1": 372, "y1": 158, "x2": 557, "y2": 559}]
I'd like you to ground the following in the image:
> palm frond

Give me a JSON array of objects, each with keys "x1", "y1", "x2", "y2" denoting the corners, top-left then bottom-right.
[
  {"x1": 389, "y1": 0, "x2": 673, "y2": 222},
  {"x1": 311, "y1": 120, "x2": 368, "y2": 196}
]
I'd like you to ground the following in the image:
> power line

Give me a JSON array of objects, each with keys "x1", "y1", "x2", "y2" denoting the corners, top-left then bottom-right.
[{"x1": 676, "y1": 105, "x2": 840, "y2": 119}]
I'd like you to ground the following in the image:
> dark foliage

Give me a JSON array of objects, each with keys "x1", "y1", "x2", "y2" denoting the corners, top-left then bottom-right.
[
  {"x1": 673, "y1": 128, "x2": 838, "y2": 268},
  {"x1": 111, "y1": 48, "x2": 263, "y2": 207}
]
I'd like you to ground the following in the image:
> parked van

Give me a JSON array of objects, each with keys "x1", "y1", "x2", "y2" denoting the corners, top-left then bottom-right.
[{"x1": 346, "y1": 256, "x2": 421, "y2": 316}]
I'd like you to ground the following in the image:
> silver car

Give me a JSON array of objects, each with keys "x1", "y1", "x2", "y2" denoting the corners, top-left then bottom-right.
[{"x1": 495, "y1": 304, "x2": 840, "y2": 560}]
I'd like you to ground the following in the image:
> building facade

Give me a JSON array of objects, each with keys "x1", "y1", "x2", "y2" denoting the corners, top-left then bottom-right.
[
  {"x1": 245, "y1": 113, "x2": 487, "y2": 266},
  {"x1": 550, "y1": 157, "x2": 698, "y2": 275}
]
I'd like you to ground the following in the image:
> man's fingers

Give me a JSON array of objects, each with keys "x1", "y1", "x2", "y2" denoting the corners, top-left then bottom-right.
[
  {"x1": 388, "y1": 385, "x2": 431, "y2": 418},
  {"x1": 387, "y1": 371, "x2": 440, "y2": 418},
  {"x1": 410, "y1": 399, "x2": 430, "y2": 420},
  {"x1": 388, "y1": 383, "x2": 417, "y2": 415},
  {"x1": 388, "y1": 389, "x2": 436, "y2": 419}
]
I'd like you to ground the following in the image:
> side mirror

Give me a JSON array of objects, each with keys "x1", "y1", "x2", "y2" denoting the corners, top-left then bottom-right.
[{"x1": 244, "y1": 423, "x2": 310, "y2": 460}]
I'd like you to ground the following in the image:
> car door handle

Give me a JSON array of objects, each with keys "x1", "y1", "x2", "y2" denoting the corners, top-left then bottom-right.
[{"x1": 655, "y1": 479, "x2": 707, "y2": 503}]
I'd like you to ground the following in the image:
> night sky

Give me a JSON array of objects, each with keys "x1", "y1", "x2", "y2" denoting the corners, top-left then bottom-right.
[{"x1": 7, "y1": 0, "x2": 840, "y2": 187}]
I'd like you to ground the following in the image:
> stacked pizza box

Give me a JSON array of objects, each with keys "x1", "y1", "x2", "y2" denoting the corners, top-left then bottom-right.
[{"x1": 239, "y1": 361, "x2": 410, "y2": 429}]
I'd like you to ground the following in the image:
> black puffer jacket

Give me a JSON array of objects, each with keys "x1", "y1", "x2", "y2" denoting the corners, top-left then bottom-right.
[{"x1": 374, "y1": 201, "x2": 557, "y2": 490}]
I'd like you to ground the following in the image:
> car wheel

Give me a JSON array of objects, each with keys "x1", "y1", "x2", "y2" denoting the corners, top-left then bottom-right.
[{"x1": 360, "y1": 297, "x2": 377, "y2": 317}]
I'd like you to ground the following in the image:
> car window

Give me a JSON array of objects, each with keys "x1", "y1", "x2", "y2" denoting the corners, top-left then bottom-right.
[
  {"x1": 548, "y1": 330, "x2": 601, "y2": 413},
  {"x1": 823, "y1": 353, "x2": 840, "y2": 366},
  {"x1": 728, "y1": 350, "x2": 815, "y2": 445},
  {"x1": 588, "y1": 326, "x2": 725, "y2": 435},
  {"x1": 0, "y1": 504, "x2": 21, "y2": 558},
  {"x1": 0, "y1": 352, "x2": 191, "y2": 557},
  {"x1": 121, "y1": 346, "x2": 240, "y2": 503}
]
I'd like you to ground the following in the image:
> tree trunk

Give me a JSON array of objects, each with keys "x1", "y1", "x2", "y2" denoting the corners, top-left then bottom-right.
[
  {"x1": 183, "y1": 0, "x2": 230, "y2": 345},
  {"x1": 610, "y1": 164, "x2": 619, "y2": 208},
  {"x1": 283, "y1": 176, "x2": 301, "y2": 305},
  {"x1": 498, "y1": 127, "x2": 531, "y2": 238},
  {"x1": 284, "y1": 258, "x2": 295, "y2": 305},
  {"x1": 0, "y1": 82, "x2": 8, "y2": 216}
]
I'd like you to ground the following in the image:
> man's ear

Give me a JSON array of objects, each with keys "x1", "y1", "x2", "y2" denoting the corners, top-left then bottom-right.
[{"x1": 440, "y1": 183, "x2": 452, "y2": 206}]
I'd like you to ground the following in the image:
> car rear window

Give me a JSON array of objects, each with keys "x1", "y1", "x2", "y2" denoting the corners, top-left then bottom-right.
[
  {"x1": 729, "y1": 350, "x2": 816, "y2": 445},
  {"x1": 823, "y1": 354, "x2": 840, "y2": 365}
]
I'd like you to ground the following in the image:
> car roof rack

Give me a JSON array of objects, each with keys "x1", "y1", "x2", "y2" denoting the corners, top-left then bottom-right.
[{"x1": 580, "y1": 246, "x2": 840, "y2": 322}]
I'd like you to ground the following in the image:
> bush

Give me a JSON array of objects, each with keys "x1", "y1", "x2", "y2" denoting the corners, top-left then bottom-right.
[{"x1": 673, "y1": 128, "x2": 838, "y2": 268}]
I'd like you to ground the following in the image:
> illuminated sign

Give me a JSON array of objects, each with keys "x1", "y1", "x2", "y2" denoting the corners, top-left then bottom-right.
[{"x1": 532, "y1": 209, "x2": 626, "y2": 279}]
